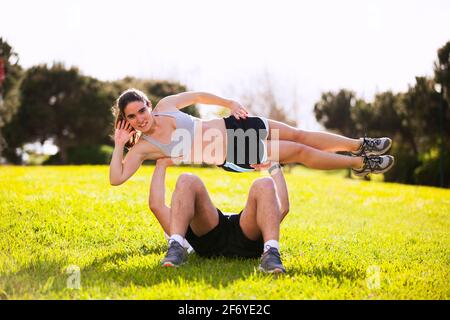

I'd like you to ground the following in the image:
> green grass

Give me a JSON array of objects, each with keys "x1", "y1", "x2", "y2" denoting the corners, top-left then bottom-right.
[{"x1": 0, "y1": 165, "x2": 449, "y2": 299}]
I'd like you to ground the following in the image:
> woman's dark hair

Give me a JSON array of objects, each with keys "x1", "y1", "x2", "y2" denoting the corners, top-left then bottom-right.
[{"x1": 112, "y1": 88, "x2": 151, "y2": 149}]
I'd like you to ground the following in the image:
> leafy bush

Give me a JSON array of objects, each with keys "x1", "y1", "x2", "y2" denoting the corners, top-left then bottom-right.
[
  {"x1": 414, "y1": 151, "x2": 449, "y2": 187},
  {"x1": 44, "y1": 144, "x2": 113, "y2": 165},
  {"x1": 383, "y1": 146, "x2": 421, "y2": 185}
]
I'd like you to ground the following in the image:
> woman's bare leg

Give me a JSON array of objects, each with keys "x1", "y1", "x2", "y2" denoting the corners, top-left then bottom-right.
[
  {"x1": 267, "y1": 119, "x2": 361, "y2": 152},
  {"x1": 267, "y1": 140, "x2": 363, "y2": 170}
]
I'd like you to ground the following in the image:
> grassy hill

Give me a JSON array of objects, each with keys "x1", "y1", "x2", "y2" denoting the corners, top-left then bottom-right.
[{"x1": 0, "y1": 165, "x2": 448, "y2": 299}]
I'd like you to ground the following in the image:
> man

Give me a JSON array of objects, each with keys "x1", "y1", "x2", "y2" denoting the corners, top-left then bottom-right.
[{"x1": 149, "y1": 158, "x2": 290, "y2": 274}]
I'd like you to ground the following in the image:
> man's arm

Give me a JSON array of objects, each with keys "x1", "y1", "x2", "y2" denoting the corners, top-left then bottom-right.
[
  {"x1": 252, "y1": 162, "x2": 290, "y2": 221},
  {"x1": 148, "y1": 159, "x2": 173, "y2": 233},
  {"x1": 268, "y1": 163, "x2": 290, "y2": 221}
]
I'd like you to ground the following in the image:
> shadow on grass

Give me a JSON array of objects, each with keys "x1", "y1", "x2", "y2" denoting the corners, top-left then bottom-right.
[
  {"x1": 1, "y1": 245, "x2": 260, "y2": 298},
  {"x1": 3, "y1": 244, "x2": 366, "y2": 298},
  {"x1": 80, "y1": 249, "x2": 260, "y2": 290},
  {"x1": 288, "y1": 262, "x2": 365, "y2": 282}
]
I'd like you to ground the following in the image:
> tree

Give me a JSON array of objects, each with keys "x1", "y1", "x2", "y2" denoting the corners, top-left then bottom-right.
[
  {"x1": 0, "y1": 38, "x2": 23, "y2": 160},
  {"x1": 363, "y1": 91, "x2": 420, "y2": 184},
  {"x1": 3, "y1": 70, "x2": 200, "y2": 164},
  {"x1": 313, "y1": 89, "x2": 359, "y2": 138},
  {"x1": 401, "y1": 77, "x2": 445, "y2": 152},
  {"x1": 3, "y1": 63, "x2": 115, "y2": 163},
  {"x1": 433, "y1": 41, "x2": 450, "y2": 187},
  {"x1": 314, "y1": 89, "x2": 370, "y2": 178},
  {"x1": 313, "y1": 42, "x2": 450, "y2": 187},
  {"x1": 434, "y1": 41, "x2": 450, "y2": 105}
]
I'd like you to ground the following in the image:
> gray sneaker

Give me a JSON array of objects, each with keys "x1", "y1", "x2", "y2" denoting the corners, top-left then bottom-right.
[
  {"x1": 258, "y1": 247, "x2": 286, "y2": 274},
  {"x1": 161, "y1": 240, "x2": 188, "y2": 267},
  {"x1": 352, "y1": 137, "x2": 392, "y2": 156},
  {"x1": 352, "y1": 155, "x2": 395, "y2": 177}
]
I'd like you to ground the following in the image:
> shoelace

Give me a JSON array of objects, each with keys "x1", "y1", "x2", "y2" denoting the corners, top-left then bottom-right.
[
  {"x1": 359, "y1": 134, "x2": 379, "y2": 172},
  {"x1": 167, "y1": 241, "x2": 184, "y2": 255},
  {"x1": 263, "y1": 247, "x2": 281, "y2": 259},
  {"x1": 362, "y1": 136, "x2": 381, "y2": 151},
  {"x1": 363, "y1": 155, "x2": 383, "y2": 171}
]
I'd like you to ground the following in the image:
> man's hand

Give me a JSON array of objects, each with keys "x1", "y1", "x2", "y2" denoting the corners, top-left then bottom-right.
[
  {"x1": 156, "y1": 156, "x2": 184, "y2": 168},
  {"x1": 156, "y1": 158, "x2": 175, "y2": 168}
]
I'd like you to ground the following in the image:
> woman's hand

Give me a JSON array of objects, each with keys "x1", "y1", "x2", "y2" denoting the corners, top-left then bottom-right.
[
  {"x1": 229, "y1": 101, "x2": 249, "y2": 120},
  {"x1": 252, "y1": 161, "x2": 282, "y2": 175},
  {"x1": 250, "y1": 161, "x2": 273, "y2": 171},
  {"x1": 114, "y1": 120, "x2": 136, "y2": 146}
]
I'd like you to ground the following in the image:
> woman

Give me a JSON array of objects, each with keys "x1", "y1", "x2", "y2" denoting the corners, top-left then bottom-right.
[{"x1": 109, "y1": 88, "x2": 394, "y2": 185}]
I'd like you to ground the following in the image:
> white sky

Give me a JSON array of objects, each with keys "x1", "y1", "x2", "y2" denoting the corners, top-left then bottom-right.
[{"x1": 1, "y1": 0, "x2": 450, "y2": 130}]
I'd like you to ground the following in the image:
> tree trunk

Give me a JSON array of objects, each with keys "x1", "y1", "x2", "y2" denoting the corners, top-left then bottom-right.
[{"x1": 57, "y1": 138, "x2": 69, "y2": 164}]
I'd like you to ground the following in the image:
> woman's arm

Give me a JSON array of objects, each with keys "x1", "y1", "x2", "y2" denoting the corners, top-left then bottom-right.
[
  {"x1": 109, "y1": 120, "x2": 158, "y2": 185},
  {"x1": 156, "y1": 92, "x2": 249, "y2": 119},
  {"x1": 109, "y1": 146, "x2": 146, "y2": 186}
]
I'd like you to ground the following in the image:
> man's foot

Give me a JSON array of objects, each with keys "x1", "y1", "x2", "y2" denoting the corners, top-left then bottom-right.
[
  {"x1": 161, "y1": 240, "x2": 188, "y2": 267},
  {"x1": 352, "y1": 155, "x2": 395, "y2": 177},
  {"x1": 258, "y1": 247, "x2": 286, "y2": 274},
  {"x1": 352, "y1": 137, "x2": 392, "y2": 156}
]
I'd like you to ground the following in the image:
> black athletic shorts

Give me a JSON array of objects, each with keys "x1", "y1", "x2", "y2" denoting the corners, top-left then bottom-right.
[
  {"x1": 185, "y1": 208, "x2": 264, "y2": 259},
  {"x1": 218, "y1": 116, "x2": 269, "y2": 173}
]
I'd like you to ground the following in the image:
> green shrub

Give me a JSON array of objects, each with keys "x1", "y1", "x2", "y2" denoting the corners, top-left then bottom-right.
[
  {"x1": 414, "y1": 152, "x2": 449, "y2": 187},
  {"x1": 384, "y1": 147, "x2": 421, "y2": 185},
  {"x1": 67, "y1": 144, "x2": 113, "y2": 164},
  {"x1": 44, "y1": 144, "x2": 113, "y2": 165}
]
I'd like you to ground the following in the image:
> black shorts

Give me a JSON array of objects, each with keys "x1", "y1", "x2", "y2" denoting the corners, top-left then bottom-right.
[
  {"x1": 218, "y1": 116, "x2": 269, "y2": 173},
  {"x1": 185, "y1": 208, "x2": 264, "y2": 259}
]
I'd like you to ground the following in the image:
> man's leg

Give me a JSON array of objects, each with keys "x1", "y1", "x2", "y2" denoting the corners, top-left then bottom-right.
[
  {"x1": 162, "y1": 173, "x2": 219, "y2": 267},
  {"x1": 240, "y1": 177, "x2": 280, "y2": 243},
  {"x1": 239, "y1": 177, "x2": 286, "y2": 273},
  {"x1": 170, "y1": 173, "x2": 219, "y2": 237}
]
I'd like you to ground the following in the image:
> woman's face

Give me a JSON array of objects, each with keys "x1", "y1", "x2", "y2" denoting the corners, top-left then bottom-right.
[{"x1": 123, "y1": 101, "x2": 153, "y2": 131}]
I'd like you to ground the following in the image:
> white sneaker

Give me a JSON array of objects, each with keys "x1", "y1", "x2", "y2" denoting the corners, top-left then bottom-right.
[
  {"x1": 352, "y1": 137, "x2": 392, "y2": 156},
  {"x1": 352, "y1": 155, "x2": 395, "y2": 177}
]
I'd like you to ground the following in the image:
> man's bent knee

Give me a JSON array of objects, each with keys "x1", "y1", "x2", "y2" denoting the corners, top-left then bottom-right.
[
  {"x1": 175, "y1": 173, "x2": 202, "y2": 190},
  {"x1": 174, "y1": 173, "x2": 202, "y2": 192},
  {"x1": 251, "y1": 177, "x2": 276, "y2": 195}
]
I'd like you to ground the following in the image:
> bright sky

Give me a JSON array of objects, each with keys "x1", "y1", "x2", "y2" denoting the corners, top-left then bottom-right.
[{"x1": 1, "y1": 0, "x2": 450, "y2": 130}]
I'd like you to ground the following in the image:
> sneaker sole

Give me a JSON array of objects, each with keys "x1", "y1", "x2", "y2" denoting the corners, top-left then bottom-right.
[
  {"x1": 162, "y1": 261, "x2": 177, "y2": 267},
  {"x1": 258, "y1": 266, "x2": 286, "y2": 274},
  {"x1": 162, "y1": 261, "x2": 185, "y2": 268}
]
